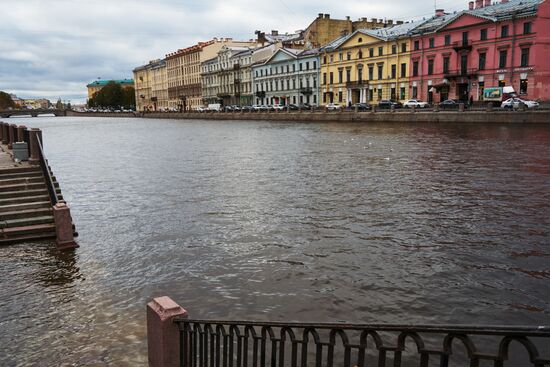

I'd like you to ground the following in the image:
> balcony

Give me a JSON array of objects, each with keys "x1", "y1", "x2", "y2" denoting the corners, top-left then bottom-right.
[
  {"x1": 300, "y1": 87, "x2": 313, "y2": 95},
  {"x1": 346, "y1": 80, "x2": 367, "y2": 89},
  {"x1": 444, "y1": 68, "x2": 478, "y2": 79},
  {"x1": 453, "y1": 40, "x2": 472, "y2": 52}
]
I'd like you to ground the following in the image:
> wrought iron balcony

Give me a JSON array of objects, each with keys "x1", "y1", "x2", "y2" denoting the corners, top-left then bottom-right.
[
  {"x1": 453, "y1": 40, "x2": 472, "y2": 52},
  {"x1": 300, "y1": 87, "x2": 313, "y2": 95},
  {"x1": 346, "y1": 80, "x2": 367, "y2": 88},
  {"x1": 444, "y1": 68, "x2": 478, "y2": 79}
]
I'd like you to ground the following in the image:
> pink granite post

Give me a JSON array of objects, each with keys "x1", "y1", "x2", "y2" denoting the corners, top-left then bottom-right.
[
  {"x1": 0, "y1": 122, "x2": 4, "y2": 141},
  {"x1": 52, "y1": 203, "x2": 78, "y2": 250},
  {"x1": 1, "y1": 123, "x2": 8, "y2": 145},
  {"x1": 147, "y1": 296, "x2": 188, "y2": 367},
  {"x1": 8, "y1": 124, "x2": 16, "y2": 149},
  {"x1": 17, "y1": 125, "x2": 27, "y2": 142},
  {"x1": 28, "y1": 128, "x2": 41, "y2": 165}
]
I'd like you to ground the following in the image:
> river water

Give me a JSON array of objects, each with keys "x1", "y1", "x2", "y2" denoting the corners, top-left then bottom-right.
[{"x1": 0, "y1": 117, "x2": 548, "y2": 366}]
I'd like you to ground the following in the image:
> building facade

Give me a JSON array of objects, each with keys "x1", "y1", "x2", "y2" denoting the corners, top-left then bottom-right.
[
  {"x1": 133, "y1": 59, "x2": 168, "y2": 112},
  {"x1": 319, "y1": 22, "x2": 418, "y2": 106},
  {"x1": 252, "y1": 48, "x2": 321, "y2": 106},
  {"x1": 409, "y1": 0, "x2": 550, "y2": 103},
  {"x1": 165, "y1": 38, "x2": 256, "y2": 111},
  {"x1": 86, "y1": 79, "x2": 134, "y2": 100}
]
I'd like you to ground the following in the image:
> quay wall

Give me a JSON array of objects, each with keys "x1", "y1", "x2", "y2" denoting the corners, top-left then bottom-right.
[{"x1": 66, "y1": 110, "x2": 550, "y2": 123}]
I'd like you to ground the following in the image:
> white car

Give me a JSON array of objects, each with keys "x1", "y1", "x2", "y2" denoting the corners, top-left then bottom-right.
[
  {"x1": 403, "y1": 99, "x2": 430, "y2": 108},
  {"x1": 195, "y1": 106, "x2": 207, "y2": 112},
  {"x1": 326, "y1": 103, "x2": 341, "y2": 111},
  {"x1": 501, "y1": 98, "x2": 539, "y2": 109},
  {"x1": 272, "y1": 104, "x2": 285, "y2": 110}
]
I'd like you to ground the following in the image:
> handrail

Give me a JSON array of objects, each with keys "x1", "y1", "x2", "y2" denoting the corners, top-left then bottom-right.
[{"x1": 36, "y1": 136, "x2": 59, "y2": 206}]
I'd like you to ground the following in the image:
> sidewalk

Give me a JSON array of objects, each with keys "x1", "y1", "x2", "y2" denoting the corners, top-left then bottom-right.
[{"x1": 0, "y1": 144, "x2": 29, "y2": 169}]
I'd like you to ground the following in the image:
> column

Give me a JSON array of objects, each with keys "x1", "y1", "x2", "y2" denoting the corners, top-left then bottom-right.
[{"x1": 28, "y1": 128, "x2": 41, "y2": 165}]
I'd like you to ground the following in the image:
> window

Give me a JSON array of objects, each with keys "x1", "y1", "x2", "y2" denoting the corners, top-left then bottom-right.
[
  {"x1": 521, "y1": 48, "x2": 530, "y2": 67},
  {"x1": 329, "y1": 72, "x2": 334, "y2": 84},
  {"x1": 401, "y1": 63, "x2": 407, "y2": 78},
  {"x1": 413, "y1": 61, "x2": 419, "y2": 77},
  {"x1": 377, "y1": 64, "x2": 383, "y2": 80},
  {"x1": 299, "y1": 63, "x2": 303, "y2": 71},
  {"x1": 377, "y1": 88, "x2": 383, "y2": 100},
  {"x1": 338, "y1": 91, "x2": 343, "y2": 102},
  {"x1": 358, "y1": 50, "x2": 363, "y2": 59},
  {"x1": 306, "y1": 62, "x2": 310, "y2": 70},
  {"x1": 346, "y1": 69, "x2": 351, "y2": 82},
  {"x1": 330, "y1": 55, "x2": 334, "y2": 63},
  {"x1": 412, "y1": 86, "x2": 418, "y2": 98},
  {"x1": 358, "y1": 68, "x2": 363, "y2": 82},
  {"x1": 368, "y1": 66, "x2": 373, "y2": 80},
  {"x1": 414, "y1": 40, "x2": 420, "y2": 50},
  {"x1": 400, "y1": 87, "x2": 405, "y2": 100},
  {"x1": 391, "y1": 64, "x2": 396, "y2": 79},
  {"x1": 480, "y1": 28, "x2": 488, "y2": 41},
  {"x1": 401, "y1": 43, "x2": 407, "y2": 53},
  {"x1": 443, "y1": 57, "x2": 450, "y2": 74},
  {"x1": 323, "y1": 72, "x2": 327, "y2": 84},
  {"x1": 358, "y1": 37, "x2": 363, "y2": 43},
  {"x1": 501, "y1": 25, "x2": 509, "y2": 38},
  {"x1": 313, "y1": 61, "x2": 317, "y2": 69},
  {"x1": 313, "y1": 77, "x2": 317, "y2": 88},
  {"x1": 428, "y1": 59, "x2": 434, "y2": 75},
  {"x1": 523, "y1": 22, "x2": 532, "y2": 35},
  {"x1": 520, "y1": 79, "x2": 528, "y2": 94},
  {"x1": 479, "y1": 52, "x2": 486, "y2": 70},
  {"x1": 391, "y1": 87, "x2": 396, "y2": 100},
  {"x1": 429, "y1": 38, "x2": 435, "y2": 48},
  {"x1": 347, "y1": 52, "x2": 351, "y2": 60},
  {"x1": 323, "y1": 56, "x2": 327, "y2": 64},
  {"x1": 462, "y1": 31, "x2": 469, "y2": 45},
  {"x1": 378, "y1": 46, "x2": 384, "y2": 56},
  {"x1": 499, "y1": 50, "x2": 507, "y2": 68},
  {"x1": 293, "y1": 64, "x2": 296, "y2": 72},
  {"x1": 369, "y1": 89, "x2": 373, "y2": 101},
  {"x1": 392, "y1": 45, "x2": 397, "y2": 54},
  {"x1": 444, "y1": 35, "x2": 451, "y2": 46},
  {"x1": 339, "y1": 53, "x2": 343, "y2": 61},
  {"x1": 338, "y1": 69, "x2": 343, "y2": 83},
  {"x1": 369, "y1": 48, "x2": 374, "y2": 57}
]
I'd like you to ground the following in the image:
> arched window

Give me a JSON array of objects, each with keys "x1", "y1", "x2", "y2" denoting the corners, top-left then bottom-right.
[
  {"x1": 358, "y1": 50, "x2": 363, "y2": 59},
  {"x1": 358, "y1": 37, "x2": 363, "y2": 43}
]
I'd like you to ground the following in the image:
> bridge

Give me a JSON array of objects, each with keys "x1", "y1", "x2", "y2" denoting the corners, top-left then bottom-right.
[{"x1": 0, "y1": 109, "x2": 66, "y2": 118}]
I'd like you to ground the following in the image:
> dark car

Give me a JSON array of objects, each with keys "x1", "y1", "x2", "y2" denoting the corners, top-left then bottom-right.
[
  {"x1": 439, "y1": 99, "x2": 459, "y2": 109},
  {"x1": 351, "y1": 103, "x2": 372, "y2": 111},
  {"x1": 378, "y1": 100, "x2": 403, "y2": 109},
  {"x1": 287, "y1": 104, "x2": 300, "y2": 110},
  {"x1": 241, "y1": 106, "x2": 253, "y2": 112}
]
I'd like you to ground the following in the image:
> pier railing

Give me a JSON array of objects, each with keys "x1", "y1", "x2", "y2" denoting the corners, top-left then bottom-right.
[{"x1": 147, "y1": 297, "x2": 550, "y2": 367}]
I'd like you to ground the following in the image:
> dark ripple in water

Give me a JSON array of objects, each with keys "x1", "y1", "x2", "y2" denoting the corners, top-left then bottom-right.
[{"x1": 0, "y1": 117, "x2": 549, "y2": 365}]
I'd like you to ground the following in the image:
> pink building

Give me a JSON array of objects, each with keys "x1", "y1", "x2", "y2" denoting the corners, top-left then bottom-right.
[{"x1": 409, "y1": 0, "x2": 550, "y2": 104}]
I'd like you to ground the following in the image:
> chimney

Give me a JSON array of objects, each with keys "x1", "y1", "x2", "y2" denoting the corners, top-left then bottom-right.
[
  {"x1": 469, "y1": 1, "x2": 474, "y2": 9},
  {"x1": 484, "y1": 0, "x2": 491, "y2": 6},
  {"x1": 396, "y1": 20, "x2": 404, "y2": 25},
  {"x1": 387, "y1": 19, "x2": 394, "y2": 25},
  {"x1": 324, "y1": 14, "x2": 330, "y2": 19},
  {"x1": 271, "y1": 30, "x2": 278, "y2": 36},
  {"x1": 475, "y1": 0, "x2": 483, "y2": 8},
  {"x1": 371, "y1": 18, "x2": 377, "y2": 23},
  {"x1": 346, "y1": 16, "x2": 350, "y2": 21},
  {"x1": 435, "y1": 9, "x2": 445, "y2": 16},
  {"x1": 379, "y1": 19, "x2": 384, "y2": 23},
  {"x1": 318, "y1": 13, "x2": 323, "y2": 19}
]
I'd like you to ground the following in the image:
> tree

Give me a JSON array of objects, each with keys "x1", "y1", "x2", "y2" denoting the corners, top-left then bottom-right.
[
  {"x1": 56, "y1": 99, "x2": 63, "y2": 109},
  {"x1": 87, "y1": 82, "x2": 135, "y2": 109},
  {"x1": 122, "y1": 86, "x2": 136, "y2": 109},
  {"x1": 0, "y1": 91, "x2": 16, "y2": 109}
]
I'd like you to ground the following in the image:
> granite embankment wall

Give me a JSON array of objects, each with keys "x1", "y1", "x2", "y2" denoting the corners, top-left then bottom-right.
[{"x1": 67, "y1": 110, "x2": 550, "y2": 123}]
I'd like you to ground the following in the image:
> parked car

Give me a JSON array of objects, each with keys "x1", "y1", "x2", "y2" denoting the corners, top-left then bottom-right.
[
  {"x1": 195, "y1": 106, "x2": 207, "y2": 112},
  {"x1": 241, "y1": 106, "x2": 253, "y2": 112},
  {"x1": 351, "y1": 103, "x2": 372, "y2": 111},
  {"x1": 403, "y1": 99, "x2": 430, "y2": 108},
  {"x1": 272, "y1": 104, "x2": 285, "y2": 110},
  {"x1": 326, "y1": 103, "x2": 341, "y2": 111},
  {"x1": 231, "y1": 105, "x2": 242, "y2": 112},
  {"x1": 378, "y1": 100, "x2": 403, "y2": 109},
  {"x1": 501, "y1": 98, "x2": 539, "y2": 109},
  {"x1": 438, "y1": 99, "x2": 459, "y2": 109},
  {"x1": 288, "y1": 104, "x2": 300, "y2": 110},
  {"x1": 207, "y1": 103, "x2": 222, "y2": 112}
]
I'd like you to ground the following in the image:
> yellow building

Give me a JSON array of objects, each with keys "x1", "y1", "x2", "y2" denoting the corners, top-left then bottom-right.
[
  {"x1": 86, "y1": 79, "x2": 134, "y2": 100},
  {"x1": 133, "y1": 59, "x2": 168, "y2": 112},
  {"x1": 319, "y1": 22, "x2": 419, "y2": 106}
]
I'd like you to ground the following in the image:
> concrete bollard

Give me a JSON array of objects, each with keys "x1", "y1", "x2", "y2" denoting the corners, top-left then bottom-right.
[
  {"x1": 458, "y1": 103, "x2": 465, "y2": 112},
  {"x1": 28, "y1": 128, "x2": 41, "y2": 165},
  {"x1": 17, "y1": 125, "x2": 27, "y2": 142},
  {"x1": 147, "y1": 296, "x2": 188, "y2": 367},
  {"x1": 8, "y1": 124, "x2": 16, "y2": 149},
  {"x1": 487, "y1": 102, "x2": 493, "y2": 112},
  {"x1": 53, "y1": 203, "x2": 78, "y2": 250}
]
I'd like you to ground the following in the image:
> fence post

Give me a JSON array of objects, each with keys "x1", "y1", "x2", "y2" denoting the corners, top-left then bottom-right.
[
  {"x1": 147, "y1": 296, "x2": 188, "y2": 367},
  {"x1": 0, "y1": 122, "x2": 3, "y2": 141},
  {"x1": 2, "y1": 123, "x2": 8, "y2": 145},
  {"x1": 8, "y1": 124, "x2": 16, "y2": 149},
  {"x1": 53, "y1": 203, "x2": 78, "y2": 250},
  {"x1": 17, "y1": 125, "x2": 26, "y2": 142},
  {"x1": 458, "y1": 103, "x2": 465, "y2": 112},
  {"x1": 29, "y1": 128, "x2": 41, "y2": 165}
]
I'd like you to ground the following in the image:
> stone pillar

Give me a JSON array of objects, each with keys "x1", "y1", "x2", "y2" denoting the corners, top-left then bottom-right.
[
  {"x1": 434, "y1": 104, "x2": 440, "y2": 112},
  {"x1": 17, "y1": 125, "x2": 27, "y2": 142},
  {"x1": 53, "y1": 203, "x2": 78, "y2": 250},
  {"x1": 390, "y1": 104, "x2": 395, "y2": 113},
  {"x1": 8, "y1": 124, "x2": 16, "y2": 149},
  {"x1": 147, "y1": 296, "x2": 188, "y2": 367},
  {"x1": 487, "y1": 102, "x2": 493, "y2": 112},
  {"x1": 458, "y1": 103, "x2": 465, "y2": 112},
  {"x1": 28, "y1": 128, "x2": 41, "y2": 165},
  {"x1": 1, "y1": 123, "x2": 8, "y2": 145},
  {"x1": 0, "y1": 122, "x2": 3, "y2": 141}
]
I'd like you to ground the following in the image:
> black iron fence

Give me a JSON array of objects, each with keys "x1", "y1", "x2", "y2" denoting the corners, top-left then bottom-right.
[{"x1": 174, "y1": 318, "x2": 550, "y2": 367}]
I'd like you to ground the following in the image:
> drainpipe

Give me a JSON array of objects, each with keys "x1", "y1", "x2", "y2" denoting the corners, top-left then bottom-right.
[{"x1": 510, "y1": 12, "x2": 517, "y2": 90}]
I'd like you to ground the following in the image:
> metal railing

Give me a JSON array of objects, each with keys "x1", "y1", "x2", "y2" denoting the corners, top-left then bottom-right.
[
  {"x1": 36, "y1": 136, "x2": 59, "y2": 206},
  {"x1": 175, "y1": 318, "x2": 550, "y2": 367}
]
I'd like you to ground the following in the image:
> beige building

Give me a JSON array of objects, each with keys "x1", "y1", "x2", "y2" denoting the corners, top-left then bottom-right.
[
  {"x1": 165, "y1": 38, "x2": 256, "y2": 111},
  {"x1": 133, "y1": 59, "x2": 168, "y2": 112}
]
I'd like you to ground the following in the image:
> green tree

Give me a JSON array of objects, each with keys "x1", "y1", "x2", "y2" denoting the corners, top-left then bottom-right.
[
  {"x1": 56, "y1": 99, "x2": 63, "y2": 109},
  {"x1": 122, "y1": 86, "x2": 136, "y2": 109},
  {"x1": 0, "y1": 91, "x2": 16, "y2": 109}
]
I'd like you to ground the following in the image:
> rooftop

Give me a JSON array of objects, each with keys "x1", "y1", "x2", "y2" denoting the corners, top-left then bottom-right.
[{"x1": 87, "y1": 79, "x2": 134, "y2": 87}]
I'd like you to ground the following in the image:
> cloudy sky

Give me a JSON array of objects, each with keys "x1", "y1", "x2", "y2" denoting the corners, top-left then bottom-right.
[{"x1": 1, "y1": 0, "x2": 468, "y2": 103}]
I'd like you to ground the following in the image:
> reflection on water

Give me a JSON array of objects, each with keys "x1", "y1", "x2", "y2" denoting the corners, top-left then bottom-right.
[{"x1": 0, "y1": 117, "x2": 549, "y2": 365}]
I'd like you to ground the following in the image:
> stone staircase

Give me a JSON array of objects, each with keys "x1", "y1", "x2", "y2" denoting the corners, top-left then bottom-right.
[{"x1": 0, "y1": 165, "x2": 65, "y2": 244}]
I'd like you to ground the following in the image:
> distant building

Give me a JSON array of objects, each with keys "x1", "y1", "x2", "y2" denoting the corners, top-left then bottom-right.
[
  {"x1": 86, "y1": 79, "x2": 134, "y2": 100},
  {"x1": 133, "y1": 59, "x2": 168, "y2": 112},
  {"x1": 252, "y1": 48, "x2": 321, "y2": 106},
  {"x1": 165, "y1": 38, "x2": 257, "y2": 111}
]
